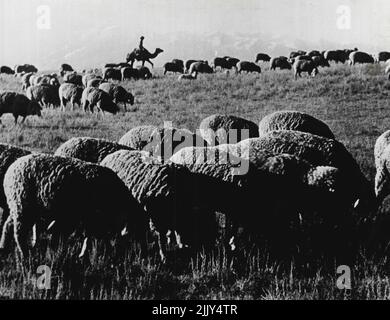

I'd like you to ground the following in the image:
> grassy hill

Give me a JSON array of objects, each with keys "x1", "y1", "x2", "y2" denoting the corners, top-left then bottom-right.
[{"x1": 0, "y1": 63, "x2": 390, "y2": 299}]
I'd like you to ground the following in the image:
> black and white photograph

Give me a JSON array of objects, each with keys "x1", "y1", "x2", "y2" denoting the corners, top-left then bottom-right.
[{"x1": 0, "y1": 0, "x2": 390, "y2": 305}]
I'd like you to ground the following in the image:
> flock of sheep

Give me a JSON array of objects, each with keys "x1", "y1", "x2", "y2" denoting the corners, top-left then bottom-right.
[
  {"x1": 0, "y1": 108, "x2": 388, "y2": 263},
  {"x1": 0, "y1": 47, "x2": 390, "y2": 265}
]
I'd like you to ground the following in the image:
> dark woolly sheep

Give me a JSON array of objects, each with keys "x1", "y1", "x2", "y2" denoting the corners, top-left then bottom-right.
[
  {"x1": 324, "y1": 50, "x2": 349, "y2": 64},
  {"x1": 349, "y1": 51, "x2": 375, "y2": 65},
  {"x1": 58, "y1": 83, "x2": 84, "y2": 111},
  {"x1": 213, "y1": 57, "x2": 239, "y2": 71},
  {"x1": 0, "y1": 144, "x2": 31, "y2": 232},
  {"x1": 293, "y1": 60, "x2": 319, "y2": 79},
  {"x1": 237, "y1": 130, "x2": 375, "y2": 215},
  {"x1": 185, "y1": 60, "x2": 203, "y2": 73},
  {"x1": 101, "y1": 150, "x2": 218, "y2": 259},
  {"x1": 82, "y1": 88, "x2": 119, "y2": 114},
  {"x1": 199, "y1": 114, "x2": 259, "y2": 145},
  {"x1": 378, "y1": 52, "x2": 390, "y2": 63},
  {"x1": 270, "y1": 57, "x2": 292, "y2": 70},
  {"x1": 54, "y1": 137, "x2": 134, "y2": 163},
  {"x1": 163, "y1": 62, "x2": 184, "y2": 75},
  {"x1": 14, "y1": 64, "x2": 38, "y2": 74},
  {"x1": 121, "y1": 67, "x2": 139, "y2": 81},
  {"x1": 118, "y1": 125, "x2": 159, "y2": 150},
  {"x1": 0, "y1": 154, "x2": 146, "y2": 259},
  {"x1": 236, "y1": 61, "x2": 261, "y2": 74},
  {"x1": 98, "y1": 83, "x2": 134, "y2": 111},
  {"x1": 137, "y1": 66, "x2": 152, "y2": 79},
  {"x1": 255, "y1": 53, "x2": 271, "y2": 63},
  {"x1": 188, "y1": 61, "x2": 213, "y2": 75},
  {"x1": 258, "y1": 111, "x2": 335, "y2": 139},
  {"x1": 312, "y1": 55, "x2": 330, "y2": 68},
  {"x1": 63, "y1": 72, "x2": 83, "y2": 86},
  {"x1": 103, "y1": 68, "x2": 122, "y2": 81},
  {"x1": 171, "y1": 59, "x2": 184, "y2": 70},
  {"x1": 26, "y1": 84, "x2": 61, "y2": 108},
  {"x1": 0, "y1": 92, "x2": 42, "y2": 124},
  {"x1": 59, "y1": 64, "x2": 74, "y2": 77},
  {"x1": 0, "y1": 66, "x2": 15, "y2": 75}
]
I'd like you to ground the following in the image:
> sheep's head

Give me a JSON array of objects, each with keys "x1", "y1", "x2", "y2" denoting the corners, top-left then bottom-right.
[{"x1": 29, "y1": 100, "x2": 42, "y2": 117}]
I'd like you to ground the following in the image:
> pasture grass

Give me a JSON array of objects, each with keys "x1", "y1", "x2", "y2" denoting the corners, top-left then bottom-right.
[{"x1": 1, "y1": 63, "x2": 390, "y2": 299}]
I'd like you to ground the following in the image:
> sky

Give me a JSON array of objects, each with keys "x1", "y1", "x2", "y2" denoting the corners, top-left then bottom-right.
[{"x1": 1, "y1": 0, "x2": 390, "y2": 68}]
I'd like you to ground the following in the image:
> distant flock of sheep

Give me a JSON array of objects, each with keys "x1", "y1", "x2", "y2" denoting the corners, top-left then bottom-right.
[
  {"x1": 0, "y1": 48, "x2": 390, "y2": 124},
  {"x1": 0, "y1": 110, "x2": 388, "y2": 263}
]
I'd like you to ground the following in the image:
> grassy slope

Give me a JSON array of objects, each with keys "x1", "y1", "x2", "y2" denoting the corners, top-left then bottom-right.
[{"x1": 0, "y1": 63, "x2": 390, "y2": 299}]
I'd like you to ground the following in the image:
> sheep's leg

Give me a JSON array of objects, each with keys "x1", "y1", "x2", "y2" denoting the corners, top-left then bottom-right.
[
  {"x1": 13, "y1": 115, "x2": 18, "y2": 125},
  {"x1": 13, "y1": 216, "x2": 32, "y2": 261},
  {"x1": 0, "y1": 215, "x2": 13, "y2": 250},
  {"x1": 60, "y1": 97, "x2": 67, "y2": 111}
]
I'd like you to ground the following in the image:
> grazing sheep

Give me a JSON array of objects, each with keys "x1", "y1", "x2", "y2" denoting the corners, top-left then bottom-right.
[
  {"x1": 82, "y1": 87, "x2": 119, "y2": 114},
  {"x1": 101, "y1": 150, "x2": 217, "y2": 258},
  {"x1": 349, "y1": 51, "x2": 375, "y2": 65},
  {"x1": 0, "y1": 66, "x2": 14, "y2": 75},
  {"x1": 213, "y1": 57, "x2": 240, "y2": 72},
  {"x1": 59, "y1": 64, "x2": 74, "y2": 77},
  {"x1": 255, "y1": 53, "x2": 271, "y2": 63},
  {"x1": 188, "y1": 61, "x2": 213, "y2": 75},
  {"x1": 137, "y1": 66, "x2": 152, "y2": 79},
  {"x1": 82, "y1": 73, "x2": 101, "y2": 87},
  {"x1": 63, "y1": 72, "x2": 83, "y2": 86},
  {"x1": 237, "y1": 130, "x2": 375, "y2": 214},
  {"x1": 236, "y1": 61, "x2": 261, "y2": 74},
  {"x1": 378, "y1": 52, "x2": 390, "y2": 63},
  {"x1": 98, "y1": 83, "x2": 134, "y2": 111},
  {"x1": 0, "y1": 154, "x2": 146, "y2": 259},
  {"x1": 58, "y1": 83, "x2": 84, "y2": 111},
  {"x1": 199, "y1": 114, "x2": 259, "y2": 145},
  {"x1": 312, "y1": 55, "x2": 330, "y2": 68},
  {"x1": 185, "y1": 60, "x2": 203, "y2": 73},
  {"x1": 103, "y1": 68, "x2": 122, "y2": 81},
  {"x1": 324, "y1": 50, "x2": 348, "y2": 64},
  {"x1": 178, "y1": 72, "x2": 198, "y2": 80},
  {"x1": 30, "y1": 74, "x2": 59, "y2": 87},
  {"x1": 14, "y1": 64, "x2": 38, "y2": 74},
  {"x1": 118, "y1": 125, "x2": 159, "y2": 150},
  {"x1": 163, "y1": 62, "x2": 184, "y2": 75},
  {"x1": 171, "y1": 59, "x2": 184, "y2": 70},
  {"x1": 121, "y1": 67, "x2": 139, "y2": 81},
  {"x1": 55, "y1": 137, "x2": 134, "y2": 163},
  {"x1": 0, "y1": 92, "x2": 42, "y2": 124},
  {"x1": 26, "y1": 84, "x2": 61, "y2": 108},
  {"x1": 293, "y1": 60, "x2": 319, "y2": 79},
  {"x1": 0, "y1": 144, "x2": 31, "y2": 231},
  {"x1": 270, "y1": 56, "x2": 292, "y2": 70},
  {"x1": 258, "y1": 111, "x2": 335, "y2": 139}
]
